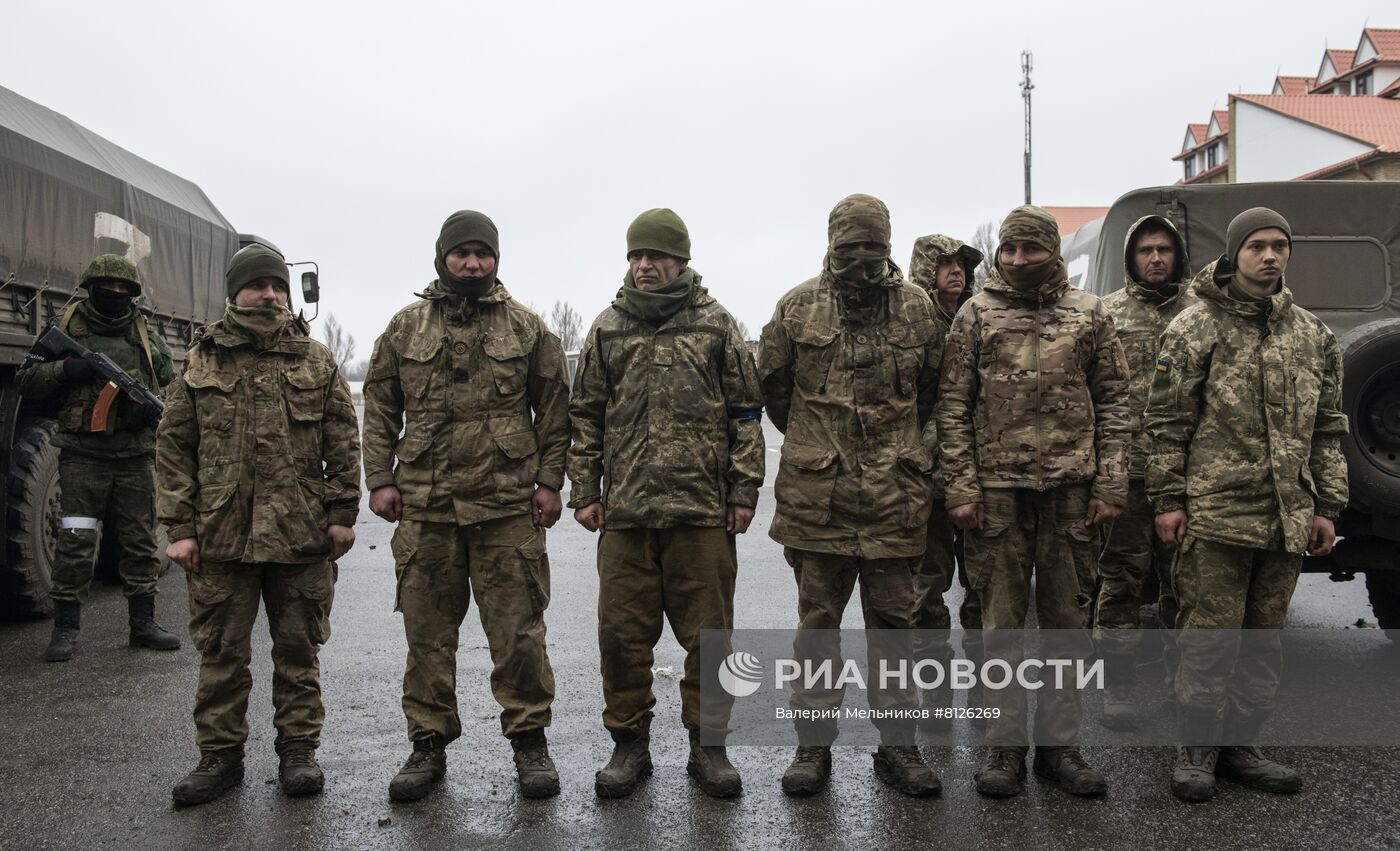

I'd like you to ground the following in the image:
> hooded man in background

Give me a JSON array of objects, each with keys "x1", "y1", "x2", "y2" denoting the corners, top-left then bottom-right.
[
  {"x1": 157, "y1": 243, "x2": 361, "y2": 805},
  {"x1": 18, "y1": 254, "x2": 179, "y2": 663},
  {"x1": 1146, "y1": 208, "x2": 1347, "y2": 803},
  {"x1": 362, "y1": 211, "x2": 570, "y2": 803},
  {"x1": 568, "y1": 208, "x2": 764, "y2": 799},
  {"x1": 936, "y1": 205, "x2": 1130, "y2": 798},
  {"x1": 760, "y1": 194, "x2": 944, "y2": 798}
]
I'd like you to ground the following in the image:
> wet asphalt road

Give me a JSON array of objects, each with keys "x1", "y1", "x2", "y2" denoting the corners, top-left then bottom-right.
[{"x1": 2, "y1": 423, "x2": 1399, "y2": 849}]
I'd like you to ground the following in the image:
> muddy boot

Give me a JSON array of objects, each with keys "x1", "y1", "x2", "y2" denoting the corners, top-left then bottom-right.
[
  {"x1": 172, "y1": 749, "x2": 244, "y2": 806},
  {"x1": 1099, "y1": 652, "x2": 1138, "y2": 731},
  {"x1": 1172, "y1": 746, "x2": 1219, "y2": 803},
  {"x1": 595, "y1": 720, "x2": 652, "y2": 799},
  {"x1": 973, "y1": 747, "x2": 1025, "y2": 798},
  {"x1": 1033, "y1": 746, "x2": 1107, "y2": 797},
  {"x1": 128, "y1": 594, "x2": 181, "y2": 651},
  {"x1": 686, "y1": 730, "x2": 742, "y2": 798},
  {"x1": 389, "y1": 737, "x2": 447, "y2": 802},
  {"x1": 781, "y1": 745, "x2": 832, "y2": 797},
  {"x1": 873, "y1": 745, "x2": 941, "y2": 797},
  {"x1": 1216, "y1": 746, "x2": 1302, "y2": 793},
  {"x1": 279, "y1": 746, "x2": 324, "y2": 797},
  {"x1": 510, "y1": 729, "x2": 560, "y2": 799},
  {"x1": 45, "y1": 601, "x2": 80, "y2": 663}
]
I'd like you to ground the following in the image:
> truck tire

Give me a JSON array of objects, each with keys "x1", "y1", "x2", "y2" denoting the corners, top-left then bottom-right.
[
  {"x1": 1337, "y1": 320, "x2": 1400, "y2": 516},
  {"x1": 1366, "y1": 571, "x2": 1400, "y2": 637},
  {"x1": 4, "y1": 419, "x2": 60, "y2": 617}
]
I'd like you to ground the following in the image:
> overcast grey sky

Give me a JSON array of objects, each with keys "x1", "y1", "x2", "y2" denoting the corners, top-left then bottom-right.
[{"x1": 4, "y1": 0, "x2": 1393, "y2": 352}]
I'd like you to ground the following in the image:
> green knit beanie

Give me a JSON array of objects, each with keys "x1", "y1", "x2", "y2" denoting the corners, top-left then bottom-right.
[
  {"x1": 1226, "y1": 207, "x2": 1291, "y2": 266},
  {"x1": 436, "y1": 210, "x2": 499, "y2": 261},
  {"x1": 226, "y1": 243, "x2": 289, "y2": 301},
  {"x1": 626, "y1": 208, "x2": 690, "y2": 259}
]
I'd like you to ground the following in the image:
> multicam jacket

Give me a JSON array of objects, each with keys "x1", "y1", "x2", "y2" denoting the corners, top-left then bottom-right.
[
  {"x1": 759, "y1": 275, "x2": 944, "y2": 559},
  {"x1": 362, "y1": 281, "x2": 570, "y2": 524},
  {"x1": 567, "y1": 286, "x2": 764, "y2": 528},
  {"x1": 936, "y1": 271, "x2": 1132, "y2": 509},
  {"x1": 1145, "y1": 260, "x2": 1348, "y2": 552},
  {"x1": 1101, "y1": 215, "x2": 1198, "y2": 480},
  {"x1": 155, "y1": 318, "x2": 360, "y2": 564}
]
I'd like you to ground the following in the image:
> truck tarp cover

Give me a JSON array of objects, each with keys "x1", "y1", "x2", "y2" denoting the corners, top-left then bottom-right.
[{"x1": 0, "y1": 84, "x2": 235, "y2": 325}]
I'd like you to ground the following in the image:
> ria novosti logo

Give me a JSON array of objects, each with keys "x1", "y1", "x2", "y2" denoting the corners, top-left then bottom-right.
[{"x1": 717, "y1": 651, "x2": 763, "y2": 697}]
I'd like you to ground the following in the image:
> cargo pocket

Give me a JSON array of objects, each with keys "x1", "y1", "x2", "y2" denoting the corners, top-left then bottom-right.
[
  {"x1": 888, "y1": 322, "x2": 930, "y2": 398},
  {"x1": 390, "y1": 527, "x2": 415, "y2": 614},
  {"x1": 284, "y1": 562, "x2": 335, "y2": 645},
  {"x1": 1061, "y1": 521, "x2": 1100, "y2": 613},
  {"x1": 185, "y1": 367, "x2": 239, "y2": 436},
  {"x1": 964, "y1": 520, "x2": 1005, "y2": 593},
  {"x1": 518, "y1": 530, "x2": 551, "y2": 614},
  {"x1": 399, "y1": 336, "x2": 443, "y2": 412},
  {"x1": 483, "y1": 334, "x2": 528, "y2": 397},
  {"x1": 394, "y1": 429, "x2": 436, "y2": 508},
  {"x1": 186, "y1": 567, "x2": 236, "y2": 656},
  {"x1": 491, "y1": 430, "x2": 538, "y2": 502},
  {"x1": 284, "y1": 364, "x2": 329, "y2": 458},
  {"x1": 775, "y1": 441, "x2": 838, "y2": 524},
  {"x1": 786, "y1": 320, "x2": 839, "y2": 394}
]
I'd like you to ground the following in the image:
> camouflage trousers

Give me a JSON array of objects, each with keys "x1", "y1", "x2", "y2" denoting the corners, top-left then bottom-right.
[
  {"x1": 964, "y1": 484, "x2": 1098, "y2": 749},
  {"x1": 913, "y1": 499, "x2": 983, "y2": 714},
  {"x1": 1173, "y1": 535, "x2": 1300, "y2": 718},
  {"x1": 1093, "y1": 479, "x2": 1179, "y2": 664},
  {"x1": 186, "y1": 560, "x2": 335, "y2": 754},
  {"x1": 786, "y1": 547, "x2": 920, "y2": 745},
  {"x1": 52, "y1": 452, "x2": 161, "y2": 603},
  {"x1": 597, "y1": 525, "x2": 737, "y2": 737},
  {"x1": 392, "y1": 514, "x2": 554, "y2": 743}
]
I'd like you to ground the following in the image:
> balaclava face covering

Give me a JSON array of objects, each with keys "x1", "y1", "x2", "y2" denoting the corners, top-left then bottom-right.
[
  {"x1": 825, "y1": 194, "x2": 893, "y2": 289},
  {"x1": 434, "y1": 210, "x2": 500, "y2": 298},
  {"x1": 994, "y1": 205, "x2": 1064, "y2": 292}
]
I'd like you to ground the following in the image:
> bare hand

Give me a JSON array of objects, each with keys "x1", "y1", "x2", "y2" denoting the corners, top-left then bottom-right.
[
  {"x1": 167, "y1": 537, "x2": 200, "y2": 573},
  {"x1": 327, "y1": 524, "x2": 355, "y2": 560},
  {"x1": 727, "y1": 505, "x2": 755, "y2": 535},
  {"x1": 370, "y1": 485, "x2": 403, "y2": 523},
  {"x1": 575, "y1": 502, "x2": 605, "y2": 533},
  {"x1": 949, "y1": 502, "x2": 984, "y2": 531},
  {"x1": 1156, "y1": 510, "x2": 1188, "y2": 545},
  {"x1": 1308, "y1": 515, "x2": 1336, "y2": 556},
  {"x1": 1085, "y1": 498, "x2": 1121, "y2": 526},
  {"x1": 532, "y1": 486, "x2": 562, "y2": 528}
]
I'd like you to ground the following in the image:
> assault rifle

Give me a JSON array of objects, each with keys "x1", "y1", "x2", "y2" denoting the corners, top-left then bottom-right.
[{"x1": 26, "y1": 326, "x2": 164, "y2": 429}]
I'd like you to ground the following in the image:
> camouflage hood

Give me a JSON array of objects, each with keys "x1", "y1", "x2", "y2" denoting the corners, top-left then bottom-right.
[
  {"x1": 981, "y1": 265, "x2": 1069, "y2": 303},
  {"x1": 1192, "y1": 257, "x2": 1294, "y2": 323},
  {"x1": 909, "y1": 234, "x2": 982, "y2": 317},
  {"x1": 1122, "y1": 215, "x2": 1188, "y2": 303}
]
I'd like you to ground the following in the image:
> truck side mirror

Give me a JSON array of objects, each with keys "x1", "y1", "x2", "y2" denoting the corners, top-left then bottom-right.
[{"x1": 301, "y1": 270, "x2": 320, "y2": 304}]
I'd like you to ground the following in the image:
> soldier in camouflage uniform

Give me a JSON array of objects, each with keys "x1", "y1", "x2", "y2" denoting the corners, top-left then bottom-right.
[
  {"x1": 1146, "y1": 208, "x2": 1347, "y2": 803},
  {"x1": 1093, "y1": 215, "x2": 1196, "y2": 730},
  {"x1": 907, "y1": 234, "x2": 984, "y2": 723},
  {"x1": 568, "y1": 209, "x2": 764, "y2": 799},
  {"x1": 760, "y1": 194, "x2": 944, "y2": 798},
  {"x1": 363, "y1": 211, "x2": 570, "y2": 802},
  {"x1": 17, "y1": 254, "x2": 180, "y2": 663},
  {"x1": 157, "y1": 244, "x2": 361, "y2": 805},
  {"x1": 936, "y1": 205, "x2": 1130, "y2": 798}
]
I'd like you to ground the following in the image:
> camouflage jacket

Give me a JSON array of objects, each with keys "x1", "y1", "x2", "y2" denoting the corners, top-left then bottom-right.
[
  {"x1": 1145, "y1": 261, "x2": 1348, "y2": 552},
  {"x1": 567, "y1": 286, "x2": 764, "y2": 529},
  {"x1": 936, "y1": 272, "x2": 1131, "y2": 509},
  {"x1": 17, "y1": 301, "x2": 174, "y2": 459},
  {"x1": 362, "y1": 281, "x2": 570, "y2": 524},
  {"x1": 155, "y1": 318, "x2": 361, "y2": 564},
  {"x1": 1101, "y1": 215, "x2": 1197, "y2": 479},
  {"x1": 759, "y1": 274, "x2": 944, "y2": 559}
]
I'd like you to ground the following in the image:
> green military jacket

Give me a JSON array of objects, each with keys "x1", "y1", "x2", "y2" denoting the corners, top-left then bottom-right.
[
  {"x1": 1101, "y1": 215, "x2": 1198, "y2": 480},
  {"x1": 362, "y1": 281, "x2": 570, "y2": 524},
  {"x1": 155, "y1": 317, "x2": 361, "y2": 564},
  {"x1": 16, "y1": 300, "x2": 174, "y2": 459},
  {"x1": 936, "y1": 271, "x2": 1131, "y2": 509},
  {"x1": 759, "y1": 274, "x2": 944, "y2": 559},
  {"x1": 1145, "y1": 260, "x2": 1348, "y2": 552},
  {"x1": 567, "y1": 286, "x2": 764, "y2": 528}
]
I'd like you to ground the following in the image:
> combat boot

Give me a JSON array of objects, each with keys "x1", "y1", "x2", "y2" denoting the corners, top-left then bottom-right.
[
  {"x1": 686, "y1": 730, "x2": 742, "y2": 798},
  {"x1": 1171, "y1": 747, "x2": 1218, "y2": 803},
  {"x1": 128, "y1": 595, "x2": 181, "y2": 651},
  {"x1": 781, "y1": 745, "x2": 832, "y2": 797},
  {"x1": 278, "y1": 746, "x2": 324, "y2": 797},
  {"x1": 1098, "y1": 652, "x2": 1138, "y2": 731},
  {"x1": 44, "y1": 601, "x2": 80, "y2": 662},
  {"x1": 1033, "y1": 746, "x2": 1107, "y2": 797},
  {"x1": 873, "y1": 745, "x2": 941, "y2": 797},
  {"x1": 389, "y1": 736, "x2": 447, "y2": 802},
  {"x1": 595, "y1": 720, "x2": 652, "y2": 799},
  {"x1": 172, "y1": 749, "x2": 244, "y2": 806},
  {"x1": 510, "y1": 729, "x2": 561, "y2": 799},
  {"x1": 1216, "y1": 746, "x2": 1302, "y2": 793},
  {"x1": 973, "y1": 747, "x2": 1026, "y2": 798}
]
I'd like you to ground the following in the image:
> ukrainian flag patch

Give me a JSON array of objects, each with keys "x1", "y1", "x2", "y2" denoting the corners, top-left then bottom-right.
[{"x1": 1156, "y1": 357, "x2": 1170, "y2": 373}]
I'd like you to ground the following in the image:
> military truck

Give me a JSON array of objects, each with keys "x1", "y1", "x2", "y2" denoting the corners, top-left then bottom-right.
[
  {"x1": 1081, "y1": 182, "x2": 1400, "y2": 629},
  {"x1": 0, "y1": 84, "x2": 316, "y2": 617}
]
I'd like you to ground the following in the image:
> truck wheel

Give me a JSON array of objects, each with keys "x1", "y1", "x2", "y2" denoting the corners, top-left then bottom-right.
[
  {"x1": 1338, "y1": 320, "x2": 1400, "y2": 515},
  {"x1": 1366, "y1": 571, "x2": 1400, "y2": 638},
  {"x1": 4, "y1": 419, "x2": 60, "y2": 617}
]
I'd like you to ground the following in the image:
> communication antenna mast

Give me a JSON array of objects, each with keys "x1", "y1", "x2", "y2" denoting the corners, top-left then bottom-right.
[{"x1": 1021, "y1": 50, "x2": 1034, "y2": 205}]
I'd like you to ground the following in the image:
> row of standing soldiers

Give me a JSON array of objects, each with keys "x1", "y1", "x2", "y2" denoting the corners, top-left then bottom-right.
[{"x1": 25, "y1": 196, "x2": 1346, "y2": 808}]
